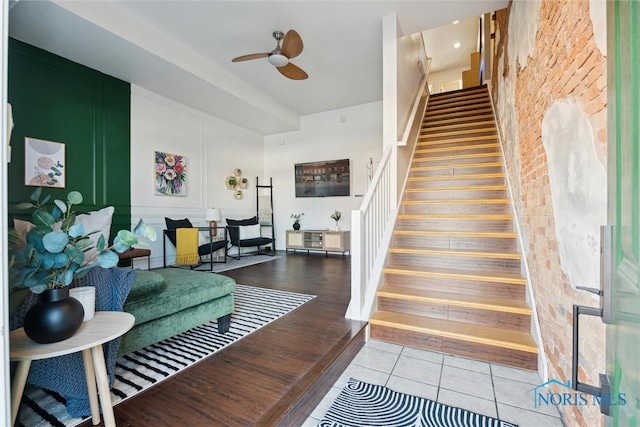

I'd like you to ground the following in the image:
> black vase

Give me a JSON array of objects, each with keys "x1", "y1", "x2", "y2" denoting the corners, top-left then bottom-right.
[
  {"x1": 23, "y1": 288, "x2": 85, "y2": 344},
  {"x1": 293, "y1": 222, "x2": 301, "y2": 230}
]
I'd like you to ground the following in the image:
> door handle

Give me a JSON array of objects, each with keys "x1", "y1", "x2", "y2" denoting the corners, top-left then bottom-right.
[
  {"x1": 600, "y1": 225, "x2": 613, "y2": 324},
  {"x1": 570, "y1": 225, "x2": 614, "y2": 416}
]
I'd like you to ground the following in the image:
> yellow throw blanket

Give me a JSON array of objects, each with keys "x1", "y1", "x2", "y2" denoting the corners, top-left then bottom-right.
[{"x1": 176, "y1": 228, "x2": 199, "y2": 265}]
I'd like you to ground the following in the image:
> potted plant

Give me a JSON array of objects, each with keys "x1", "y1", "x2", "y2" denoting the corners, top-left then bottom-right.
[
  {"x1": 9, "y1": 187, "x2": 157, "y2": 343},
  {"x1": 290, "y1": 213, "x2": 304, "y2": 230},
  {"x1": 331, "y1": 210, "x2": 342, "y2": 230},
  {"x1": 225, "y1": 176, "x2": 237, "y2": 190}
]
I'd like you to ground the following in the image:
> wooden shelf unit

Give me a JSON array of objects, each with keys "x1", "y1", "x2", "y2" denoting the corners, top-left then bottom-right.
[{"x1": 286, "y1": 230, "x2": 350, "y2": 256}]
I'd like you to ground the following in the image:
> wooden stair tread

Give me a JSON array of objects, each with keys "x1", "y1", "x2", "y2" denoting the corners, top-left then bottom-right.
[
  {"x1": 397, "y1": 213, "x2": 512, "y2": 220},
  {"x1": 428, "y1": 94, "x2": 489, "y2": 106},
  {"x1": 424, "y1": 114, "x2": 495, "y2": 127},
  {"x1": 427, "y1": 102, "x2": 491, "y2": 113},
  {"x1": 402, "y1": 199, "x2": 509, "y2": 205},
  {"x1": 388, "y1": 247, "x2": 521, "y2": 260},
  {"x1": 425, "y1": 112, "x2": 493, "y2": 123},
  {"x1": 416, "y1": 142, "x2": 499, "y2": 153},
  {"x1": 427, "y1": 103, "x2": 492, "y2": 114},
  {"x1": 421, "y1": 120, "x2": 496, "y2": 132},
  {"x1": 383, "y1": 266, "x2": 526, "y2": 285},
  {"x1": 405, "y1": 185, "x2": 507, "y2": 192},
  {"x1": 430, "y1": 86, "x2": 487, "y2": 97},
  {"x1": 408, "y1": 173, "x2": 504, "y2": 181},
  {"x1": 413, "y1": 152, "x2": 502, "y2": 163},
  {"x1": 377, "y1": 286, "x2": 531, "y2": 314},
  {"x1": 393, "y1": 230, "x2": 517, "y2": 238},
  {"x1": 430, "y1": 87, "x2": 488, "y2": 98},
  {"x1": 411, "y1": 162, "x2": 503, "y2": 172},
  {"x1": 425, "y1": 110, "x2": 493, "y2": 121},
  {"x1": 421, "y1": 128, "x2": 497, "y2": 138},
  {"x1": 370, "y1": 311, "x2": 537, "y2": 353},
  {"x1": 418, "y1": 132, "x2": 497, "y2": 140}
]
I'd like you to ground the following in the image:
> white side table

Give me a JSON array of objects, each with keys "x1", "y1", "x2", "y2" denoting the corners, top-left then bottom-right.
[{"x1": 10, "y1": 311, "x2": 135, "y2": 427}]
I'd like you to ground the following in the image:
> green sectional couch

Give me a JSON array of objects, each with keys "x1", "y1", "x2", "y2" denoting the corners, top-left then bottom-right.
[{"x1": 118, "y1": 268, "x2": 236, "y2": 356}]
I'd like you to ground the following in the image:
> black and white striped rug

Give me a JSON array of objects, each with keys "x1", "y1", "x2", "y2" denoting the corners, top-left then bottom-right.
[
  {"x1": 319, "y1": 378, "x2": 518, "y2": 427},
  {"x1": 17, "y1": 284, "x2": 315, "y2": 427}
]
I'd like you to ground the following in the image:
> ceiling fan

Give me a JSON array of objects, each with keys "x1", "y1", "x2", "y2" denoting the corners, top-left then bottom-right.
[{"x1": 232, "y1": 30, "x2": 308, "y2": 80}]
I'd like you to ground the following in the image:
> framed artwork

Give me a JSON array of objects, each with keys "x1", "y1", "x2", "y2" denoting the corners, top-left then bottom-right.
[
  {"x1": 294, "y1": 158, "x2": 350, "y2": 197},
  {"x1": 155, "y1": 151, "x2": 187, "y2": 196},
  {"x1": 24, "y1": 137, "x2": 65, "y2": 188}
]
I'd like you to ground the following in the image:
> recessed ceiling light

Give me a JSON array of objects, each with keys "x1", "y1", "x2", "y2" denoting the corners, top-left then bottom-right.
[
  {"x1": 453, "y1": 20, "x2": 460, "y2": 24},
  {"x1": 454, "y1": 42, "x2": 461, "y2": 48}
]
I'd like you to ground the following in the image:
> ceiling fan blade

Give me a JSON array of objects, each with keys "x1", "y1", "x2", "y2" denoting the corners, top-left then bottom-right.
[
  {"x1": 277, "y1": 62, "x2": 308, "y2": 80},
  {"x1": 281, "y1": 29, "x2": 303, "y2": 59},
  {"x1": 232, "y1": 53, "x2": 269, "y2": 62}
]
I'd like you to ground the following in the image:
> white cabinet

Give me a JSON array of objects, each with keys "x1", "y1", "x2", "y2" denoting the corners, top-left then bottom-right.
[{"x1": 286, "y1": 230, "x2": 350, "y2": 256}]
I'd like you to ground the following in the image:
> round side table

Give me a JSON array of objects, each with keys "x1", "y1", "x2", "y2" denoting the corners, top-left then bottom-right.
[{"x1": 10, "y1": 311, "x2": 135, "y2": 427}]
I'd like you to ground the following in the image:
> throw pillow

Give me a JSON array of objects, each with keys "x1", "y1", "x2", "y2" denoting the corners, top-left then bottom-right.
[
  {"x1": 13, "y1": 218, "x2": 35, "y2": 242},
  {"x1": 164, "y1": 217, "x2": 194, "y2": 246},
  {"x1": 226, "y1": 216, "x2": 258, "y2": 244},
  {"x1": 74, "y1": 206, "x2": 115, "y2": 265},
  {"x1": 14, "y1": 207, "x2": 115, "y2": 266},
  {"x1": 239, "y1": 224, "x2": 261, "y2": 240}
]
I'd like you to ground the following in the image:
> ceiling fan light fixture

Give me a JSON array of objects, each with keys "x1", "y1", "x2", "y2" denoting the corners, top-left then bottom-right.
[{"x1": 268, "y1": 54, "x2": 289, "y2": 67}]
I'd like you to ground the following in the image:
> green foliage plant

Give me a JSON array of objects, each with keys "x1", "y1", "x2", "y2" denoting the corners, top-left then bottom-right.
[
  {"x1": 9, "y1": 188, "x2": 157, "y2": 294},
  {"x1": 330, "y1": 210, "x2": 342, "y2": 225},
  {"x1": 290, "y1": 213, "x2": 304, "y2": 224}
]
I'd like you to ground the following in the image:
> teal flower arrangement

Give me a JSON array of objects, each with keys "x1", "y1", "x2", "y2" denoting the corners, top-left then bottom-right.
[{"x1": 9, "y1": 188, "x2": 157, "y2": 294}]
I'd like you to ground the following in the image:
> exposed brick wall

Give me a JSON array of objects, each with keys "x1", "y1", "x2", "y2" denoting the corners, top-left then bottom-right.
[{"x1": 491, "y1": 1, "x2": 607, "y2": 426}]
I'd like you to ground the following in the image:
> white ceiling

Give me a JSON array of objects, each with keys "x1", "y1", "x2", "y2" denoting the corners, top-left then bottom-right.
[
  {"x1": 424, "y1": 17, "x2": 480, "y2": 74},
  {"x1": 8, "y1": 0, "x2": 507, "y2": 135}
]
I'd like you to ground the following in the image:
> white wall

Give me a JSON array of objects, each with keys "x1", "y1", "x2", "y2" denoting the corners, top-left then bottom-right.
[
  {"x1": 264, "y1": 102, "x2": 383, "y2": 250},
  {"x1": 382, "y1": 14, "x2": 399, "y2": 146},
  {"x1": 396, "y1": 31, "x2": 427, "y2": 140},
  {"x1": 428, "y1": 66, "x2": 469, "y2": 94},
  {"x1": 130, "y1": 86, "x2": 264, "y2": 266}
]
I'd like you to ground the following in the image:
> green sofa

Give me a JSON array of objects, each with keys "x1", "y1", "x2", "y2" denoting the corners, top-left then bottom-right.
[{"x1": 118, "y1": 268, "x2": 236, "y2": 356}]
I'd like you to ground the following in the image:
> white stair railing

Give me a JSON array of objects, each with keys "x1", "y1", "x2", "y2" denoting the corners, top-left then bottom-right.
[
  {"x1": 348, "y1": 145, "x2": 395, "y2": 320},
  {"x1": 347, "y1": 75, "x2": 430, "y2": 321}
]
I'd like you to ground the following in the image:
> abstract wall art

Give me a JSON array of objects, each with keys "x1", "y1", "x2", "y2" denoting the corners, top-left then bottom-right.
[
  {"x1": 155, "y1": 151, "x2": 186, "y2": 196},
  {"x1": 24, "y1": 137, "x2": 65, "y2": 188}
]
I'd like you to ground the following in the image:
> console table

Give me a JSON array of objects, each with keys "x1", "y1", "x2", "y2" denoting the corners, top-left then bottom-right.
[
  {"x1": 286, "y1": 229, "x2": 350, "y2": 256},
  {"x1": 10, "y1": 312, "x2": 135, "y2": 427}
]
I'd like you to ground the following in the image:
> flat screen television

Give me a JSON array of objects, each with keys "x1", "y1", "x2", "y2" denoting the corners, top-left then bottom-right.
[{"x1": 294, "y1": 159, "x2": 350, "y2": 197}]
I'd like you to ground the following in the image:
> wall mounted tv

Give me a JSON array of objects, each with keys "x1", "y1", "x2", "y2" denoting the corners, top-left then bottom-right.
[{"x1": 294, "y1": 159, "x2": 350, "y2": 197}]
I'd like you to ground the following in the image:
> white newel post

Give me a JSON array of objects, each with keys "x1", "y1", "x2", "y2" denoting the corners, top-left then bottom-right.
[{"x1": 347, "y1": 210, "x2": 364, "y2": 320}]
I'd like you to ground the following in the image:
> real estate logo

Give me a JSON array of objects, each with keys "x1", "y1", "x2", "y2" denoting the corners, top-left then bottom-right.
[{"x1": 529, "y1": 379, "x2": 627, "y2": 409}]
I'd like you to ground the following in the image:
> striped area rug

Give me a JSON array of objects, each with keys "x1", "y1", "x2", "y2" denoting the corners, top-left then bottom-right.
[
  {"x1": 17, "y1": 284, "x2": 315, "y2": 427},
  {"x1": 319, "y1": 378, "x2": 518, "y2": 427}
]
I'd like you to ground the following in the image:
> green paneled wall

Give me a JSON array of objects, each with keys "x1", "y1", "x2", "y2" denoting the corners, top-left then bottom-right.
[{"x1": 7, "y1": 38, "x2": 131, "y2": 239}]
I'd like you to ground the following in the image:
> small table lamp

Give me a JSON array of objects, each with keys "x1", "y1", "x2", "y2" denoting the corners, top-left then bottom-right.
[{"x1": 205, "y1": 208, "x2": 222, "y2": 236}]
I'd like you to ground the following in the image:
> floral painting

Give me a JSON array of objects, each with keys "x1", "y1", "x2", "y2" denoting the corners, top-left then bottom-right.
[
  {"x1": 24, "y1": 137, "x2": 65, "y2": 188},
  {"x1": 155, "y1": 151, "x2": 186, "y2": 196}
]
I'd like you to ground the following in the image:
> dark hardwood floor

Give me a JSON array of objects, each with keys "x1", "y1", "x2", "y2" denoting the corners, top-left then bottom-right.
[{"x1": 97, "y1": 252, "x2": 366, "y2": 427}]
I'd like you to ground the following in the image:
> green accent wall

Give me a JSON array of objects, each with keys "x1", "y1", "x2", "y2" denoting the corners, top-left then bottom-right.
[{"x1": 7, "y1": 38, "x2": 131, "y2": 240}]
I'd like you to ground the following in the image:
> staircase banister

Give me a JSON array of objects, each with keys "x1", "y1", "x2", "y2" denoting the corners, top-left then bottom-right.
[
  {"x1": 359, "y1": 144, "x2": 393, "y2": 209},
  {"x1": 398, "y1": 75, "x2": 429, "y2": 147}
]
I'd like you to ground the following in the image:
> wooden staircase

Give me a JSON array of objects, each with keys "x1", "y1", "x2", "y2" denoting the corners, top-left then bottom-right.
[{"x1": 369, "y1": 86, "x2": 538, "y2": 371}]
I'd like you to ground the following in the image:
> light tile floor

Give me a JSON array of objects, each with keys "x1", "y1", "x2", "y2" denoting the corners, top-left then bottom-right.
[{"x1": 303, "y1": 339, "x2": 565, "y2": 427}]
